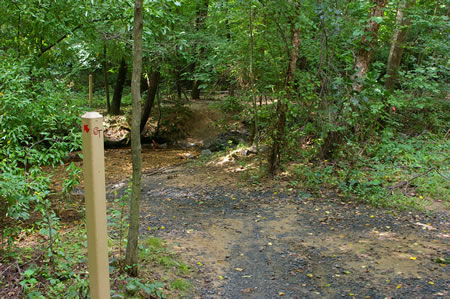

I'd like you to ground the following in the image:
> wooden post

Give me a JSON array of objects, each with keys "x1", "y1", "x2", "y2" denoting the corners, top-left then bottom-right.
[
  {"x1": 81, "y1": 112, "x2": 110, "y2": 299},
  {"x1": 89, "y1": 74, "x2": 93, "y2": 107}
]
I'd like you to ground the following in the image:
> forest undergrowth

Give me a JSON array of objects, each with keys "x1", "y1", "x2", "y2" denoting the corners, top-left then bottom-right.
[{"x1": 1, "y1": 0, "x2": 449, "y2": 296}]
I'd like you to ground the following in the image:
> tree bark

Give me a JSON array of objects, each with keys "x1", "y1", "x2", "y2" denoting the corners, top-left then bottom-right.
[
  {"x1": 353, "y1": 0, "x2": 388, "y2": 92},
  {"x1": 385, "y1": 0, "x2": 413, "y2": 91},
  {"x1": 103, "y1": 44, "x2": 111, "y2": 113},
  {"x1": 191, "y1": 80, "x2": 201, "y2": 100},
  {"x1": 140, "y1": 70, "x2": 161, "y2": 133},
  {"x1": 269, "y1": 10, "x2": 301, "y2": 175},
  {"x1": 125, "y1": 0, "x2": 143, "y2": 277},
  {"x1": 191, "y1": 0, "x2": 209, "y2": 100},
  {"x1": 110, "y1": 57, "x2": 128, "y2": 115}
]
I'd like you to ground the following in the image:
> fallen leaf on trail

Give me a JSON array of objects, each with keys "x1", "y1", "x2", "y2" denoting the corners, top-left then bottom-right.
[
  {"x1": 435, "y1": 257, "x2": 450, "y2": 264},
  {"x1": 396, "y1": 284, "x2": 402, "y2": 289},
  {"x1": 279, "y1": 291, "x2": 285, "y2": 296},
  {"x1": 307, "y1": 273, "x2": 313, "y2": 278},
  {"x1": 429, "y1": 281, "x2": 434, "y2": 285},
  {"x1": 410, "y1": 256, "x2": 417, "y2": 260},
  {"x1": 235, "y1": 268, "x2": 243, "y2": 272},
  {"x1": 414, "y1": 222, "x2": 436, "y2": 231},
  {"x1": 167, "y1": 198, "x2": 171, "y2": 202}
]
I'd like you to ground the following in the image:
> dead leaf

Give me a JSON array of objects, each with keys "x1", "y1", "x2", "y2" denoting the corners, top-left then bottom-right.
[{"x1": 414, "y1": 222, "x2": 436, "y2": 231}]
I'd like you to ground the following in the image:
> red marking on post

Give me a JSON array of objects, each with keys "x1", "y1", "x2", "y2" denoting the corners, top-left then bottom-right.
[
  {"x1": 93, "y1": 127, "x2": 102, "y2": 138},
  {"x1": 84, "y1": 124, "x2": 90, "y2": 133}
]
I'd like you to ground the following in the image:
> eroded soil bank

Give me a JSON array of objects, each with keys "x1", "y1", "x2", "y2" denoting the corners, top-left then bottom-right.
[{"x1": 134, "y1": 164, "x2": 449, "y2": 298}]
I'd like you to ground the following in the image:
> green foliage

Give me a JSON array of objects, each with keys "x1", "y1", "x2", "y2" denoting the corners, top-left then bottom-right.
[
  {"x1": 125, "y1": 278, "x2": 166, "y2": 298},
  {"x1": 211, "y1": 96, "x2": 244, "y2": 113},
  {"x1": 140, "y1": 237, "x2": 190, "y2": 275},
  {"x1": 291, "y1": 131, "x2": 448, "y2": 210},
  {"x1": 170, "y1": 278, "x2": 192, "y2": 291},
  {"x1": 0, "y1": 0, "x2": 448, "y2": 294},
  {"x1": 0, "y1": 50, "x2": 84, "y2": 248},
  {"x1": 62, "y1": 162, "x2": 82, "y2": 202}
]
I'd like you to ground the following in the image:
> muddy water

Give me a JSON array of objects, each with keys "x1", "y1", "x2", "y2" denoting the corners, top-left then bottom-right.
[{"x1": 136, "y1": 166, "x2": 449, "y2": 299}]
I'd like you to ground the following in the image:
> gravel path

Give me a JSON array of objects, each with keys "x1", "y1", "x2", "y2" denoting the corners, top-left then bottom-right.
[{"x1": 136, "y1": 166, "x2": 449, "y2": 299}]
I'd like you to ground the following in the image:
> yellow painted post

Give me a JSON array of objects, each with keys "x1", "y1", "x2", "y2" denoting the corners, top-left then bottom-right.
[
  {"x1": 89, "y1": 74, "x2": 93, "y2": 107},
  {"x1": 81, "y1": 112, "x2": 110, "y2": 299}
]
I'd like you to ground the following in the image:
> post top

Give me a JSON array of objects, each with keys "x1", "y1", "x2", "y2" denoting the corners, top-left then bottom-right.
[{"x1": 82, "y1": 112, "x2": 103, "y2": 119}]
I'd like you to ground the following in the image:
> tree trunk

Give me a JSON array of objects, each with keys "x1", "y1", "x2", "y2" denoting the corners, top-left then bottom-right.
[
  {"x1": 125, "y1": 0, "x2": 143, "y2": 277},
  {"x1": 191, "y1": 80, "x2": 201, "y2": 100},
  {"x1": 269, "y1": 13, "x2": 301, "y2": 175},
  {"x1": 249, "y1": 4, "x2": 257, "y2": 147},
  {"x1": 110, "y1": 57, "x2": 128, "y2": 115},
  {"x1": 353, "y1": 0, "x2": 388, "y2": 92},
  {"x1": 175, "y1": 69, "x2": 182, "y2": 101},
  {"x1": 140, "y1": 70, "x2": 161, "y2": 133},
  {"x1": 191, "y1": 0, "x2": 209, "y2": 100},
  {"x1": 385, "y1": 0, "x2": 413, "y2": 91},
  {"x1": 103, "y1": 44, "x2": 111, "y2": 113}
]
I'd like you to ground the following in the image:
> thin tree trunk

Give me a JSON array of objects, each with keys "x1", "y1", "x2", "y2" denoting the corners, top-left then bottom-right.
[
  {"x1": 250, "y1": 3, "x2": 257, "y2": 147},
  {"x1": 125, "y1": 0, "x2": 143, "y2": 277},
  {"x1": 191, "y1": 0, "x2": 209, "y2": 100},
  {"x1": 111, "y1": 57, "x2": 128, "y2": 115},
  {"x1": 140, "y1": 70, "x2": 161, "y2": 133},
  {"x1": 175, "y1": 70, "x2": 182, "y2": 101},
  {"x1": 191, "y1": 80, "x2": 201, "y2": 100},
  {"x1": 353, "y1": 0, "x2": 388, "y2": 92},
  {"x1": 385, "y1": 0, "x2": 413, "y2": 91},
  {"x1": 249, "y1": 2, "x2": 260, "y2": 170},
  {"x1": 269, "y1": 9, "x2": 301, "y2": 175},
  {"x1": 103, "y1": 44, "x2": 111, "y2": 113}
]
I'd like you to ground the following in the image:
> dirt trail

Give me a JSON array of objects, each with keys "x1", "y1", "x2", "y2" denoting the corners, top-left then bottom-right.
[
  {"x1": 54, "y1": 101, "x2": 448, "y2": 298},
  {"x1": 136, "y1": 165, "x2": 449, "y2": 298}
]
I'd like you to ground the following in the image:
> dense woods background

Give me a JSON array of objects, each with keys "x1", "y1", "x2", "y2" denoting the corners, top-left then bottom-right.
[{"x1": 0, "y1": 0, "x2": 448, "y2": 297}]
